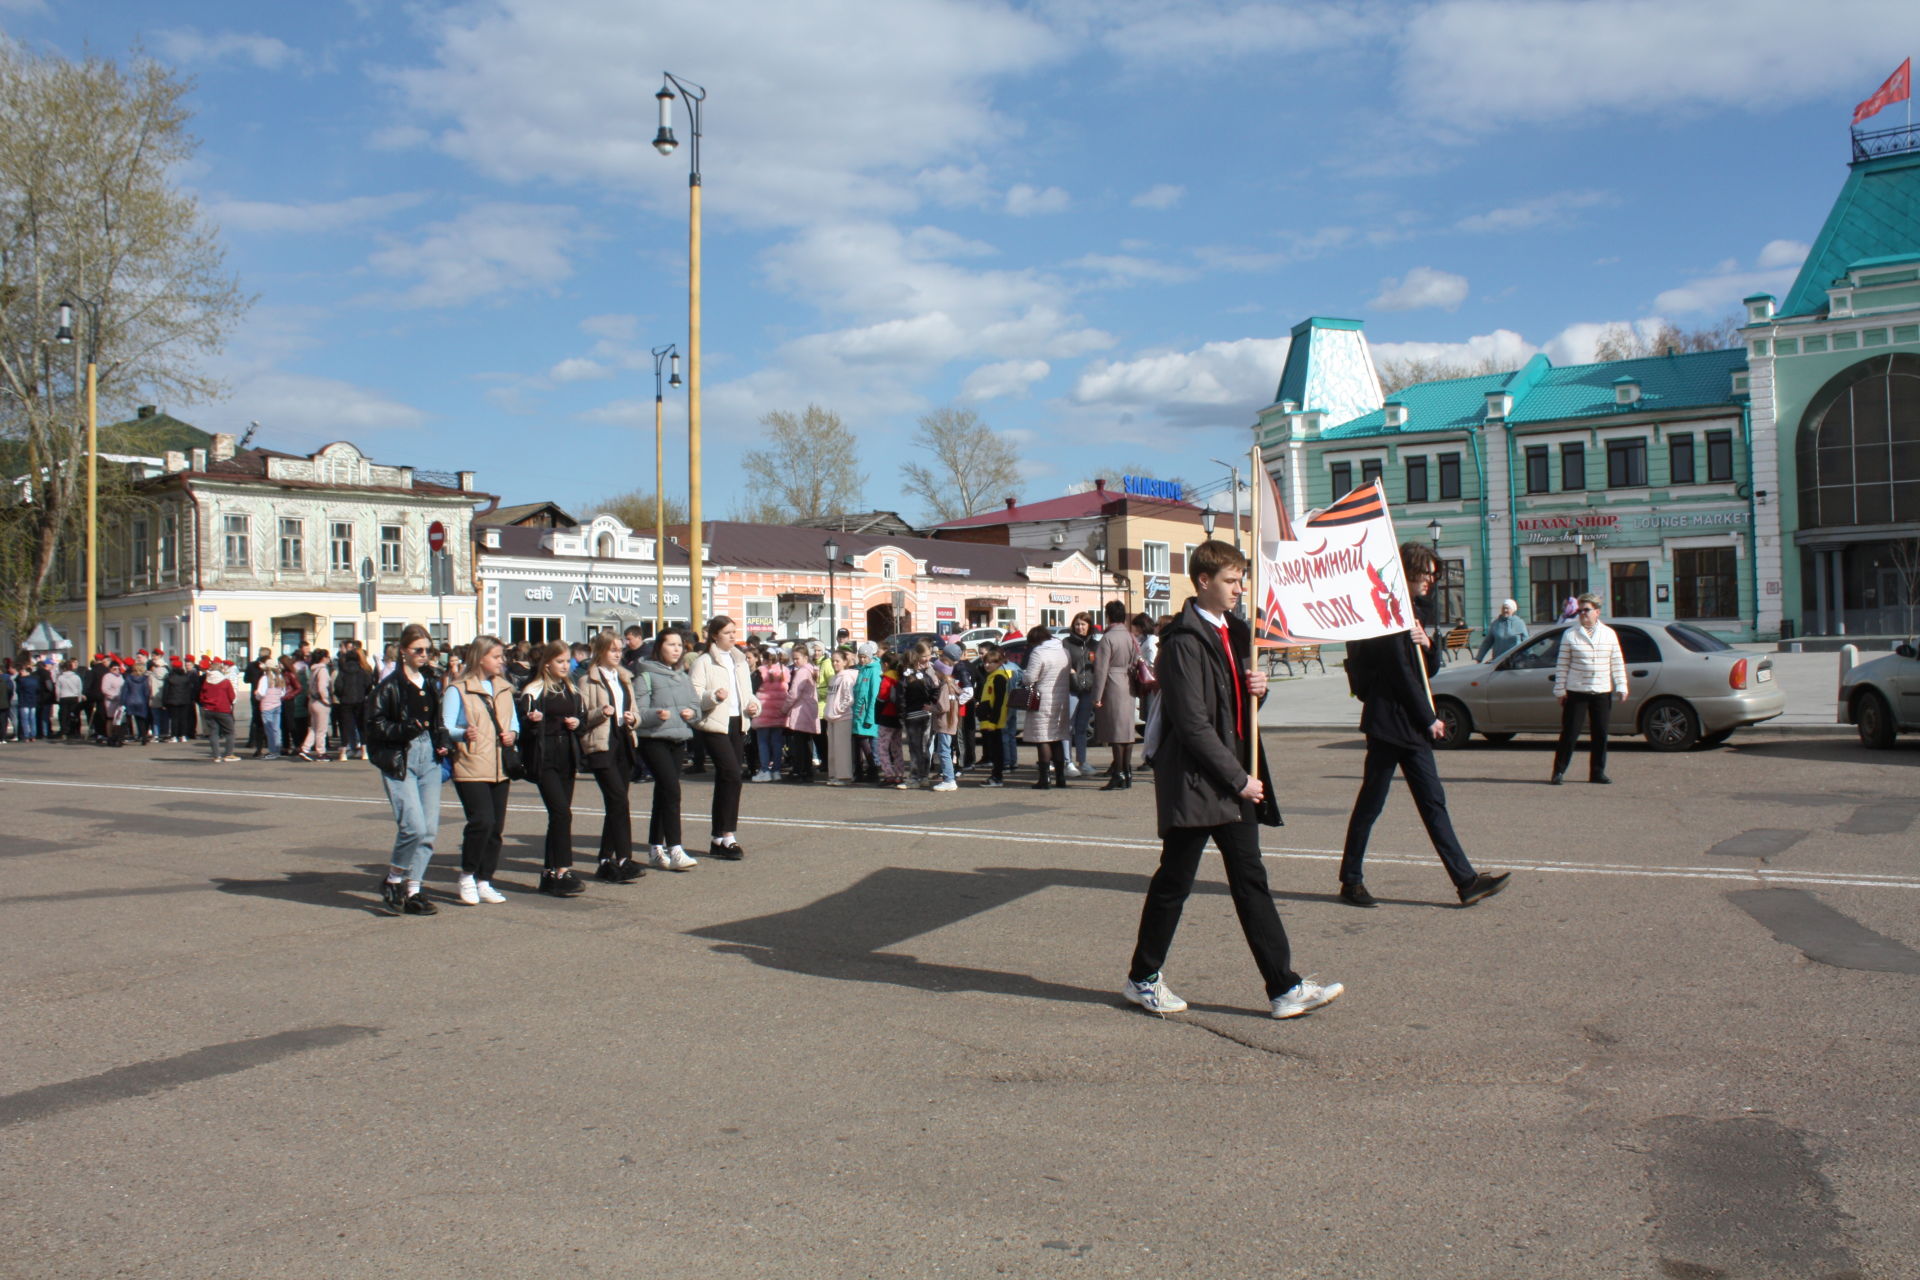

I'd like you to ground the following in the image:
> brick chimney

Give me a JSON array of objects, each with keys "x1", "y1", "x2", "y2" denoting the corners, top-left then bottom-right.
[
  {"x1": 1094, "y1": 478, "x2": 1107, "y2": 492},
  {"x1": 164, "y1": 450, "x2": 187, "y2": 473},
  {"x1": 1004, "y1": 496, "x2": 1017, "y2": 509},
  {"x1": 211, "y1": 433, "x2": 237, "y2": 462}
]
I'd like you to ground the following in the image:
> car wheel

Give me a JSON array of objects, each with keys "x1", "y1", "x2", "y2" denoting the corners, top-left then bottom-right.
[
  {"x1": 1480, "y1": 731, "x2": 1516, "y2": 744},
  {"x1": 1434, "y1": 697, "x2": 1470, "y2": 750},
  {"x1": 1642, "y1": 698, "x2": 1700, "y2": 752},
  {"x1": 1855, "y1": 689, "x2": 1897, "y2": 750},
  {"x1": 1700, "y1": 729, "x2": 1735, "y2": 747}
]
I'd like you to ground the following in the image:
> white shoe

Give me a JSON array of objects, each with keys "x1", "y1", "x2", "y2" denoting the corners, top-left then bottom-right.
[
  {"x1": 932, "y1": 780, "x2": 958, "y2": 791},
  {"x1": 1065, "y1": 762, "x2": 1082, "y2": 778},
  {"x1": 667, "y1": 845, "x2": 698, "y2": 871},
  {"x1": 456, "y1": 875, "x2": 480, "y2": 906},
  {"x1": 1122, "y1": 972, "x2": 1187, "y2": 1016},
  {"x1": 1270, "y1": 977, "x2": 1344, "y2": 1019},
  {"x1": 751, "y1": 769, "x2": 773, "y2": 783},
  {"x1": 647, "y1": 844, "x2": 672, "y2": 870},
  {"x1": 476, "y1": 881, "x2": 506, "y2": 904}
]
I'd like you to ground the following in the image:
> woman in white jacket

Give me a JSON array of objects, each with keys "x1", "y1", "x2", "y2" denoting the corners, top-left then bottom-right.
[
  {"x1": 1020, "y1": 626, "x2": 1073, "y2": 789},
  {"x1": 688, "y1": 616, "x2": 760, "y2": 860}
]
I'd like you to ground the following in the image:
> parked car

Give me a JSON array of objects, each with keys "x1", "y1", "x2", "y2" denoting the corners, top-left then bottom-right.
[
  {"x1": 881, "y1": 631, "x2": 944, "y2": 654},
  {"x1": 1838, "y1": 638, "x2": 1920, "y2": 748},
  {"x1": 1428, "y1": 618, "x2": 1785, "y2": 751}
]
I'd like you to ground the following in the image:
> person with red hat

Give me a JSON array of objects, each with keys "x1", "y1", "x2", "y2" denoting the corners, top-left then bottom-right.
[
  {"x1": 198, "y1": 656, "x2": 239, "y2": 761},
  {"x1": 162, "y1": 655, "x2": 198, "y2": 742}
]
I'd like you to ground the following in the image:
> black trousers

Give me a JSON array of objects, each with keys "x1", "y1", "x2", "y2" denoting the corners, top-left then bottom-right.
[
  {"x1": 700, "y1": 718, "x2": 745, "y2": 837},
  {"x1": 246, "y1": 696, "x2": 267, "y2": 751},
  {"x1": 637, "y1": 737, "x2": 684, "y2": 848},
  {"x1": 981, "y1": 727, "x2": 1005, "y2": 779},
  {"x1": 534, "y1": 766, "x2": 575, "y2": 871},
  {"x1": 453, "y1": 778, "x2": 510, "y2": 881},
  {"x1": 589, "y1": 739, "x2": 635, "y2": 861},
  {"x1": 1553, "y1": 691, "x2": 1613, "y2": 778},
  {"x1": 1129, "y1": 820, "x2": 1300, "y2": 1000},
  {"x1": 1340, "y1": 735, "x2": 1476, "y2": 890},
  {"x1": 788, "y1": 730, "x2": 817, "y2": 780},
  {"x1": 959, "y1": 713, "x2": 977, "y2": 768}
]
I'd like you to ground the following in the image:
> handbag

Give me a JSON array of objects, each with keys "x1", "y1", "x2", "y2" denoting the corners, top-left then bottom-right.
[
  {"x1": 1129, "y1": 653, "x2": 1159, "y2": 696},
  {"x1": 476, "y1": 687, "x2": 527, "y2": 781},
  {"x1": 1025, "y1": 687, "x2": 1042, "y2": 712}
]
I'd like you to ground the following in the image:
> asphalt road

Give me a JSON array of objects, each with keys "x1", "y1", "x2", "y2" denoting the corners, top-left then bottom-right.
[{"x1": 2, "y1": 730, "x2": 1916, "y2": 1279}]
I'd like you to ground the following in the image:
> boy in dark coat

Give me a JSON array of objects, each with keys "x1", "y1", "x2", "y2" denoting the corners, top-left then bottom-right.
[{"x1": 1124, "y1": 540, "x2": 1343, "y2": 1021}]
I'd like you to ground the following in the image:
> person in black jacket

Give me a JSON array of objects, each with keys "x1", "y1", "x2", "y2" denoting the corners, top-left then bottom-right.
[
  {"x1": 517, "y1": 641, "x2": 587, "y2": 897},
  {"x1": 366, "y1": 623, "x2": 453, "y2": 915},
  {"x1": 1124, "y1": 540, "x2": 1343, "y2": 1021},
  {"x1": 244, "y1": 648, "x2": 271, "y2": 756},
  {"x1": 1338, "y1": 541, "x2": 1510, "y2": 909},
  {"x1": 331, "y1": 641, "x2": 376, "y2": 761},
  {"x1": 162, "y1": 658, "x2": 199, "y2": 742}
]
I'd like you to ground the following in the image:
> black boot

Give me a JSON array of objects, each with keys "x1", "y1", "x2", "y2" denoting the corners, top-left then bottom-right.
[
  {"x1": 1100, "y1": 771, "x2": 1125, "y2": 791},
  {"x1": 1053, "y1": 754, "x2": 1069, "y2": 788}
]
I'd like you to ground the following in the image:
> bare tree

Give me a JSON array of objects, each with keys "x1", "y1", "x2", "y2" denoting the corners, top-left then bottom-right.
[
  {"x1": 1592, "y1": 314, "x2": 1744, "y2": 361},
  {"x1": 0, "y1": 46, "x2": 248, "y2": 641},
  {"x1": 1376, "y1": 354, "x2": 1515, "y2": 395},
  {"x1": 740, "y1": 405, "x2": 866, "y2": 523},
  {"x1": 900, "y1": 406, "x2": 1023, "y2": 523},
  {"x1": 582, "y1": 486, "x2": 689, "y2": 530},
  {"x1": 1889, "y1": 538, "x2": 1920, "y2": 640}
]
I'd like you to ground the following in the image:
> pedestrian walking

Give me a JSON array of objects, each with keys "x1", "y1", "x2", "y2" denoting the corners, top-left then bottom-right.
[
  {"x1": 444, "y1": 635, "x2": 520, "y2": 905},
  {"x1": 1093, "y1": 599, "x2": 1140, "y2": 789},
  {"x1": 1474, "y1": 599, "x2": 1528, "y2": 663},
  {"x1": 1020, "y1": 625, "x2": 1072, "y2": 788},
  {"x1": 634, "y1": 629, "x2": 700, "y2": 870},
  {"x1": 689, "y1": 616, "x2": 759, "y2": 861},
  {"x1": 368, "y1": 623, "x2": 451, "y2": 915},
  {"x1": 1551, "y1": 593, "x2": 1627, "y2": 785},
  {"x1": 1124, "y1": 539, "x2": 1344, "y2": 1021},
  {"x1": 1339, "y1": 542, "x2": 1511, "y2": 909},
  {"x1": 517, "y1": 642, "x2": 587, "y2": 897},
  {"x1": 576, "y1": 631, "x2": 646, "y2": 884}
]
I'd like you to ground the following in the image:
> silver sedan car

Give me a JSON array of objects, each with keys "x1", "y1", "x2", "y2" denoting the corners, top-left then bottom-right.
[
  {"x1": 1837, "y1": 638, "x2": 1920, "y2": 747},
  {"x1": 1429, "y1": 618, "x2": 1785, "y2": 751}
]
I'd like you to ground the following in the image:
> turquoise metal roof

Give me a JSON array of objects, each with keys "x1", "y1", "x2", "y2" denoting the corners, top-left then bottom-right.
[
  {"x1": 1779, "y1": 151, "x2": 1920, "y2": 318},
  {"x1": 1319, "y1": 349, "x2": 1744, "y2": 439}
]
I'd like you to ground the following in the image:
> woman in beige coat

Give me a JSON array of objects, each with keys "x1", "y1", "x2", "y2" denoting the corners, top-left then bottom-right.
[
  {"x1": 1092, "y1": 599, "x2": 1141, "y2": 789},
  {"x1": 688, "y1": 616, "x2": 759, "y2": 860},
  {"x1": 575, "y1": 631, "x2": 645, "y2": 883},
  {"x1": 445, "y1": 636, "x2": 519, "y2": 905},
  {"x1": 1020, "y1": 626, "x2": 1072, "y2": 789}
]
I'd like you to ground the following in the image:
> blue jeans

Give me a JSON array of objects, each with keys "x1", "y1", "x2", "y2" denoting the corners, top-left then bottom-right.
[
  {"x1": 933, "y1": 731, "x2": 955, "y2": 783},
  {"x1": 1069, "y1": 692, "x2": 1096, "y2": 768},
  {"x1": 757, "y1": 725, "x2": 785, "y2": 775},
  {"x1": 13, "y1": 704, "x2": 34, "y2": 740},
  {"x1": 382, "y1": 734, "x2": 443, "y2": 882},
  {"x1": 260, "y1": 705, "x2": 283, "y2": 755},
  {"x1": 151, "y1": 706, "x2": 171, "y2": 739},
  {"x1": 999, "y1": 724, "x2": 1018, "y2": 772}
]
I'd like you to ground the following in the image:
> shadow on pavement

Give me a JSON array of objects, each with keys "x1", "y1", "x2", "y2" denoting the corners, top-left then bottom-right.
[{"x1": 212, "y1": 864, "x2": 402, "y2": 916}]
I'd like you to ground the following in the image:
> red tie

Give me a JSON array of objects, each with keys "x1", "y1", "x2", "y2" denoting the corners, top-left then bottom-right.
[{"x1": 1216, "y1": 622, "x2": 1244, "y2": 741}]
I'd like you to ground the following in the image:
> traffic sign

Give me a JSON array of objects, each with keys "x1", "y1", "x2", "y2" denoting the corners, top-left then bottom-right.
[
  {"x1": 360, "y1": 556, "x2": 374, "y2": 581},
  {"x1": 427, "y1": 521, "x2": 446, "y2": 552}
]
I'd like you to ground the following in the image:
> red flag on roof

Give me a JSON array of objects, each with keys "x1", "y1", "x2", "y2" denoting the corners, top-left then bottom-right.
[{"x1": 1853, "y1": 58, "x2": 1911, "y2": 126}]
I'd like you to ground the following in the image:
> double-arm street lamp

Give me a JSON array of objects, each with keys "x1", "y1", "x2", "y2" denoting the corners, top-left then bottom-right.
[
  {"x1": 824, "y1": 537, "x2": 840, "y2": 646},
  {"x1": 1208, "y1": 456, "x2": 1244, "y2": 552},
  {"x1": 53, "y1": 299, "x2": 100, "y2": 656},
  {"x1": 652, "y1": 343, "x2": 681, "y2": 636},
  {"x1": 654, "y1": 72, "x2": 707, "y2": 625}
]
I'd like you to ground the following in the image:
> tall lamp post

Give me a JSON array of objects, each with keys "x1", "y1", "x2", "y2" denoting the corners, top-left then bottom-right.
[
  {"x1": 54, "y1": 300, "x2": 99, "y2": 656},
  {"x1": 1208, "y1": 457, "x2": 1243, "y2": 552},
  {"x1": 1202, "y1": 508, "x2": 1216, "y2": 539},
  {"x1": 1094, "y1": 541, "x2": 1107, "y2": 624},
  {"x1": 654, "y1": 72, "x2": 707, "y2": 626},
  {"x1": 652, "y1": 343, "x2": 681, "y2": 636},
  {"x1": 824, "y1": 537, "x2": 840, "y2": 646},
  {"x1": 1570, "y1": 527, "x2": 1587, "y2": 604}
]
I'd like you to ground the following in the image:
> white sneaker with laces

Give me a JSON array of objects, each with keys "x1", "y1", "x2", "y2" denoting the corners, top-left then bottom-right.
[
  {"x1": 456, "y1": 875, "x2": 480, "y2": 906},
  {"x1": 1065, "y1": 761, "x2": 1082, "y2": 778},
  {"x1": 751, "y1": 769, "x2": 773, "y2": 783},
  {"x1": 647, "y1": 844, "x2": 672, "y2": 870},
  {"x1": 1270, "y1": 977, "x2": 1344, "y2": 1019},
  {"x1": 1122, "y1": 972, "x2": 1187, "y2": 1016},
  {"x1": 932, "y1": 779, "x2": 958, "y2": 791},
  {"x1": 667, "y1": 845, "x2": 698, "y2": 870},
  {"x1": 476, "y1": 881, "x2": 507, "y2": 904}
]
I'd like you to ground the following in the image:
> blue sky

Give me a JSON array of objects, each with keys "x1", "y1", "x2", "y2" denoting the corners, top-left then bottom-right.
[{"x1": 9, "y1": 0, "x2": 1920, "y2": 519}]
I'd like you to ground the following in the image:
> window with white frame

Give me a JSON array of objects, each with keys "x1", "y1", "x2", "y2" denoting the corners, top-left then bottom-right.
[
  {"x1": 995, "y1": 606, "x2": 1017, "y2": 630},
  {"x1": 1183, "y1": 544, "x2": 1197, "y2": 573},
  {"x1": 278, "y1": 517, "x2": 304, "y2": 571},
  {"x1": 130, "y1": 518, "x2": 149, "y2": 577},
  {"x1": 223, "y1": 514, "x2": 250, "y2": 568},
  {"x1": 1040, "y1": 608, "x2": 1066, "y2": 628},
  {"x1": 509, "y1": 616, "x2": 563, "y2": 645},
  {"x1": 159, "y1": 513, "x2": 178, "y2": 575},
  {"x1": 379, "y1": 524, "x2": 403, "y2": 574},
  {"x1": 882, "y1": 558, "x2": 897, "y2": 580},
  {"x1": 333, "y1": 621, "x2": 357, "y2": 646},
  {"x1": 330, "y1": 521, "x2": 354, "y2": 572},
  {"x1": 1142, "y1": 541, "x2": 1170, "y2": 576}
]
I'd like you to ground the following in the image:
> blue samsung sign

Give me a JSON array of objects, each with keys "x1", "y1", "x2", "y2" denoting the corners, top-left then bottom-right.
[{"x1": 1122, "y1": 474, "x2": 1183, "y2": 501}]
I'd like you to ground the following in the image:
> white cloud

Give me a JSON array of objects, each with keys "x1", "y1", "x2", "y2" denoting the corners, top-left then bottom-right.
[
  {"x1": 226, "y1": 372, "x2": 429, "y2": 437},
  {"x1": 1131, "y1": 183, "x2": 1185, "y2": 210},
  {"x1": 1541, "y1": 319, "x2": 1665, "y2": 366},
  {"x1": 1066, "y1": 253, "x2": 1195, "y2": 285},
  {"x1": 915, "y1": 164, "x2": 996, "y2": 209},
  {"x1": 1071, "y1": 336, "x2": 1293, "y2": 427},
  {"x1": 209, "y1": 192, "x2": 427, "y2": 234},
  {"x1": 1653, "y1": 241, "x2": 1808, "y2": 315},
  {"x1": 548, "y1": 357, "x2": 612, "y2": 383},
  {"x1": 1454, "y1": 189, "x2": 1610, "y2": 233},
  {"x1": 1094, "y1": 0, "x2": 1385, "y2": 67},
  {"x1": 1370, "y1": 266, "x2": 1470, "y2": 312},
  {"x1": 1005, "y1": 183, "x2": 1070, "y2": 216},
  {"x1": 154, "y1": 28, "x2": 296, "y2": 70},
  {"x1": 1401, "y1": 0, "x2": 1920, "y2": 131},
  {"x1": 1372, "y1": 329, "x2": 1539, "y2": 373},
  {"x1": 389, "y1": 0, "x2": 1067, "y2": 228},
  {"x1": 961, "y1": 359, "x2": 1051, "y2": 401},
  {"x1": 364, "y1": 203, "x2": 583, "y2": 308}
]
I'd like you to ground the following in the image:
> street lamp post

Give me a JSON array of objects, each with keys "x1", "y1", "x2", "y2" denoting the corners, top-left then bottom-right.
[
  {"x1": 655, "y1": 73, "x2": 707, "y2": 626},
  {"x1": 1094, "y1": 542, "x2": 1107, "y2": 624},
  {"x1": 824, "y1": 538, "x2": 840, "y2": 647},
  {"x1": 54, "y1": 300, "x2": 99, "y2": 657},
  {"x1": 1208, "y1": 457, "x2": 1243, "y2": 552},
  {"x1": 652, "y1": 343, "x2": 681, "y2": 637},
  {"x1": 1428, "y1": 517, "x2": 1443, "y2": 547},
  {"x1": 1202, "y1": 508, "x2": 1216, "y2": 539}
]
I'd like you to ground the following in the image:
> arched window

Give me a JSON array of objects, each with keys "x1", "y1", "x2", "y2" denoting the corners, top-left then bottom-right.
[
  {"x1": 1797, "y1": 354, "x2": 1920, "y2": 529},
  {"x1": 596, "y1": 532, "x2": 615, "y2": 558}
]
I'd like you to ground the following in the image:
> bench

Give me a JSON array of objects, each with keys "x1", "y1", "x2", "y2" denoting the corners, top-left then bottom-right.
[
  {"x1": 1265, "y1": 644, "x2": 1325, "y2": 677},
  {"x1": 1441, "y1": 626, "x2": 1471, "y2": 664}
]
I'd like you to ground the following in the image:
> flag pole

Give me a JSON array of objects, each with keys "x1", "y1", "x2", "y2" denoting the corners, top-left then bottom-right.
[{"x1": 1247, "y1": 444, "x2": 1263, "y2": 781}]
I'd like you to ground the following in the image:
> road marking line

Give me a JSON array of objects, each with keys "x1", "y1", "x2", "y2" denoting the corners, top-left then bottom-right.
[{"x1": 4, "y1": 774, "x2": 1918, "y2": 892}]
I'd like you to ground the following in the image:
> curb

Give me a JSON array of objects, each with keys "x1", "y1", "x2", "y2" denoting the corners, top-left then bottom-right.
[{"x1": 1259, "y1": 722, "x2": 1859, "y2": 737}]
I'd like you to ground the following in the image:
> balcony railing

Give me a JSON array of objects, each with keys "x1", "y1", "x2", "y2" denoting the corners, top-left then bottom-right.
[{"x1": 1851, "y1": 122, "x2": 1920, "y2": 162}]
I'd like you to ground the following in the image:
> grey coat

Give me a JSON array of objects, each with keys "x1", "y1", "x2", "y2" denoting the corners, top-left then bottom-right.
[
  {"x1": 1091, "y1": 625, "x2": 1139, "y2": 745},
  {"x1": 632, "y1": 659, "x2": 699, "y2": 741}
]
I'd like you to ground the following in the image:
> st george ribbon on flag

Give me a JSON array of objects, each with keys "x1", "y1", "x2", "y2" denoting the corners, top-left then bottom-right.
[
  {"x1": 1253, "y1": 462, "x2": 1416, "y2": 646},
  {"x1": 1853, "y1": 58, "x2": 1911, "y2": 127}
]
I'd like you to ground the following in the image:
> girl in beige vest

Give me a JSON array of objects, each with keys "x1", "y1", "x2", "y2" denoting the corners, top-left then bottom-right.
[{"x1": 445, "y1": 635, "x2": 519, "y2": 905}]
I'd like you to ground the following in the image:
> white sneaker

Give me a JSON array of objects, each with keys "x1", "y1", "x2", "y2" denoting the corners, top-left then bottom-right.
[
  {"x1": 1065, "y1": 762, "x2": 1082, "y2": 778},
  {"x1": 647, "y1": 844, "x2": 672, "y2": 870},
  {"x1": 456, "y1": 875, "x2": 480, "y2": 906},
  {"x1": 1122, "y1": 972, "x2": 1187, "y2": 1016},
  {"x1": 476, "y1": 881, "x2": 506, "y2": 904},
  {"x1": 667, "y1": 845, "x2": 698, "y2": 870},
  {"x1": 751, "y1": 769, "x2": 773, "y2": 783},
  {"x1": 932, "y1": 780, "x2": 958, "y2": 791},
  {"x1": 1270, "y1": 977, "x2": 1344, "y2": 1019}
]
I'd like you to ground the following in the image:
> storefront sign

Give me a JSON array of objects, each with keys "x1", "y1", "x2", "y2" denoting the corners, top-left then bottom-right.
[
  {"x1": 1145, "y1": 575, "x2": 1170, "y2": 600},
  {"x1": 936, "y1": 607, "x2": 956, "y2": 620},
  {"x1": 1048, "y1": 592, "x2": 1075, "y2": 603},
  {"x1": 1123, "y1": 475, "x2": 1184, "y2": 501},
  {"x1": 524, "y1": 585, "x2": 555, "y2": 600},
  {"x1": 1515, "y1": 514, "x2": 1619, "y2": 531},
  {"x1": 1629, "y1": 511, "x2": 1749, "y2": 529},
  {"x1": 568, "y1": 584, "x2": 681, "y2": 607},
  {"x1": 928, "y1": 565, "x2": 972, "y2": 577}
]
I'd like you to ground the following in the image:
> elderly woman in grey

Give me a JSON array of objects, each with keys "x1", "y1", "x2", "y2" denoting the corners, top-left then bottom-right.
[{"x1": 1475, "y1": 599, "x2": 1529, "y2": 663}]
